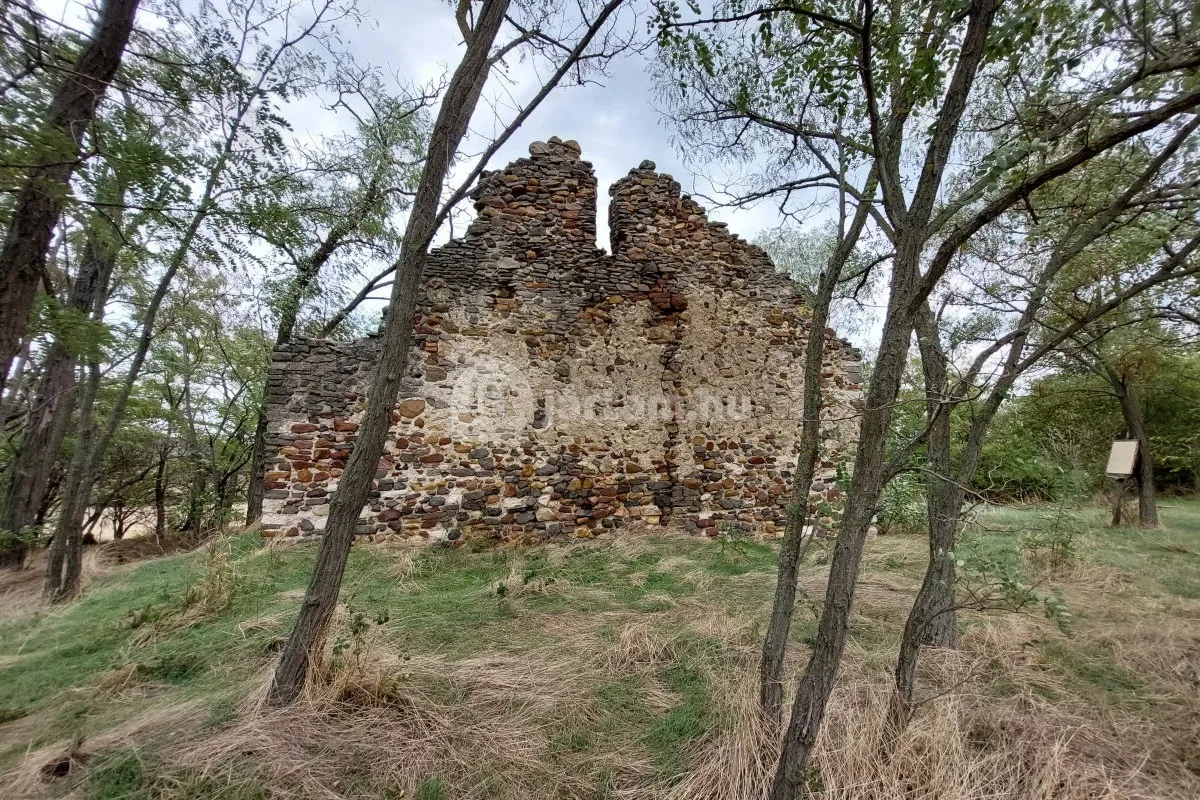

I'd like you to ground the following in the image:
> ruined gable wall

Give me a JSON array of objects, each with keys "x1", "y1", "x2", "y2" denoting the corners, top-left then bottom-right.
[{"x1": 261, "y1": 139, "x2": 861, "y2": 542}]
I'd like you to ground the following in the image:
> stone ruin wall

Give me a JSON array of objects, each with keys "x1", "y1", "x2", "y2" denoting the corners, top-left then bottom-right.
[{"x1": 261, "y1": 138, "x2": 863, "y2": 543}]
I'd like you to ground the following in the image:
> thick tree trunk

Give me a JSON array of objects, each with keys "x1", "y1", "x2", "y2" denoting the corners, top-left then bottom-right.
[
  {"x1": 760, "y1": 175, "x2": 876, "y2": 724},
  {"x1": 0, "y1": 0, "x2": 140, "y2": 381},
  {"x1": 267, "y1": 0, "x2": 513, "y2": 707}
]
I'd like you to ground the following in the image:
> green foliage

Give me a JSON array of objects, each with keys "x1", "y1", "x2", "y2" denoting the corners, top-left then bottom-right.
[
  {"x1": 1019, "y1": 508, "x2": 1084, "y2": 571},
  {"x1": 415, "y1": 777, "x2": 447, "y2": 800},
  {"x1": 980, "y1": 350, "x2": 1200, "y2": 498},
  {"x1": 955, "y1": 517, "x2": 1076, "y2": 635},
  {"x1": 876, "y1": 473, "x2": 927, "y2": 535},
  {"x1": 976, "y1": 404, "x2": 1093, "y2": 501},
  {"x1": 0, "y1": 524, "x2": 41, "y2": 556},
  {"x1": 331, "y1": 603, "x2": 390, "y2": 668},
  {"x1": 87, "y1": 748, "x2": 149, "y2": 800}
]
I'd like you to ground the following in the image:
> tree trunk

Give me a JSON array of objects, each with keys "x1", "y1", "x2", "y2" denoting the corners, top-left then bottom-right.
[
  {"x1": 0, "y1": 0, "x2": 140, "y2": 381},
  {"x1": 0, "y1": 350, "x2": 75, "y2": 567},
  {"x1": 769, "y1": 287, "x2": 916, "y2": 797},
  {"x1": 3, "y1": 222, "x2": 117, "y2": 569},
  {"x1": 43, "y1": 359, "x2": 100, "y2": 600},
  {"x1": 760, "y1": 174, "x2": 876, "y2": 723},
  {"x1": 1110, "y1": 479, "x2": 1126, "y2": 527},
  {"x1": 154, "y1": 440, "x2": 169, "y2": 541},
  {"x1": 245, "y1": 413, "x2": 269, "y2": 525},
  {"x1": 113, "y1": 502, "x2": 127, "y2": 540},
  {"x1": 1116, "y1": 377, "x2": 1158, "y2": 527},
  {"x1": 0, "y1": 339, "x2": 30, "y2": 432},
  {"x1": 267, "y1": 0, "x2": 513, "y2": 707},
  {"x1": 42, "y1": 208, "x2": 121, "y2": 599},
  {"x1": 888, "y1": 309, "x2": 960, "y2": 733}
]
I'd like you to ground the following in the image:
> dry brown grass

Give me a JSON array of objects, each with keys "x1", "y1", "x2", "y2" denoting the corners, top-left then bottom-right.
[
  {"x1": 2, "y1": 701, "x2": 208, "y2": 799},
  {"x1": 5, "y1": 522, "x2": 1199, "y2": 800},
  {"x1": 666, "y1": 617, "x2": 1198, "y2": 800},
  {"x1": 128, "y1": 540, "x2": 235, "y2": 647},
  {"x1": 177, "y1": 648, "x2": 654, "y2": 800}
]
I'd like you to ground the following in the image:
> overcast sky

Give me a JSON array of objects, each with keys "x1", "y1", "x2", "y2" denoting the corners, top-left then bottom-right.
[
  {"x1": 44, "y1": 0, "x2": 873, "y2": 338},
  {"x1": 334, "y1": 0, "x2": 787, "y2": 250}
]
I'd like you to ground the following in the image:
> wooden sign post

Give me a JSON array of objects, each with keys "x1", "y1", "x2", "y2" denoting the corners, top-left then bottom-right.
[{"x1": 1105, "y1": 439, "x2": 1139, "y2": 527}]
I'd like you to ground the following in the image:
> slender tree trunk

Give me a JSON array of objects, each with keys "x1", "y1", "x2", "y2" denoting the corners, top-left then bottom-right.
[
  {"x1": 760, "y1": 174, "x2": 876, "y2": 723},
  {"x1": 267, "y1": 0, "x2": 513, "y2": 707},
  {"x1": 41, "y1": 209, "x2": 122, "y2": 598},
  {"x1": 48, "y1": 125, "x2": 234, "y2": 580},
  {"x1": 914, "y1": 308, "x2": 960, "y2": 651},
  {"x1": 0, "y1": 351, "x2": 76, "y2": 567},
  {"x1": 0, "y1": 340, "x2": 30, "y2": 432},
  {"x1": 769, "y1": 0, "x2": 1010, "y2": 766},
  {"x1": 154, "y1": 441, "x2": 169, "y2": 541},
  {"x1": 113, "y1": 503, "x2": 127, "y2": 540},
  {"x1": 1110, "y1": 479, "x2": 1126, "y2": 526},
  {"x1": 885, "y1": 309, "x2": 959, "y2": 739},
  {"x1": 770, "y1": 273, "x2": 918, "y2": 797},
  {"x1": 0, "y1": 0, "x2": 140, "y2": 380},
  {"x1": 768, "y1": 0, "x2": 1001, "y2": 772},
  {"x1": 3, "y1": 220, "x2": 118, "y2": 569},
  {"x1": 56, "y1": 15, "x2": 289, "y2": 547},
  {"x1": 244, "y1": 415, "x2": 269, "y2": 525},
  {"x1": 43, "y1": 360, "x2": 100, "y2": 600},
  {"x1": 1114, "y1": 376, "x2": 1158, "y2": 527}
]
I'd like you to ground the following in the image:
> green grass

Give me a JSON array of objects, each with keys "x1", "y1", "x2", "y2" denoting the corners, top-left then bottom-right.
[
  {"x1": 973, "y1": 497, "x2": 1200, "y2": 598},
  {"x1": 0, "y1": 533, "x2": 781, "y2": 794},
  {"x1": 2, "y1": 498, "x2": 1199, "y2": 798}
]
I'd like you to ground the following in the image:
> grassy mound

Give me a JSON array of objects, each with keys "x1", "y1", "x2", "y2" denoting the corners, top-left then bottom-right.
[{"x1": 1, "y1": 500, "x2": 1198, "y2": 799}]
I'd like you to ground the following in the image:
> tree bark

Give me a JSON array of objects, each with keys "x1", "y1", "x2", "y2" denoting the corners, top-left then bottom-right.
[
  {"x1": 1114, "y1": 375, "x2": 1158, "y2": 527},
  {"x1": 0, "y1": 340, "x2": 31, "y2": 432},
  {"x1": 44, "y1": 355, "x2": 101, "y2": 599},
  {"x1": 769, "y1": 0, "x2": 1000, "y2": 789},
  {"x1": 0, "y1": 346, "x2": 76, "y2": 567},
  {"x1": 41, "y1": 209, "x2": 121, "y2": 598},
  {"x1": 1110, "y1": 478, "x2": 1126, "y2": 527},
  {"x1": 267, "y1": 0, "x2": 514, "y2": 707},
  {"x1": 3, "y1": 214, "x2": 119, "y2": 569},
  {"x1": 154, "y1": 440, "x2": 169, "y2": 541},
  {"x1": 760, "y1": 174, "x2": 876, "y2": 724},
  {"x1": 770, "y1": 278, "x2": 917, "y2": 798},
  {"x1": 0, "y1": 0, "x2": 140, "y2": 382},
  {"x1": 885, "y1": 307, "x2": 959, "y2": 740}
]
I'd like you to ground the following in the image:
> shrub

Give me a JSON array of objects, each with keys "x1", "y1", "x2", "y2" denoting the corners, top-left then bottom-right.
[{"x1": 877, "y1": 474, "x2": 927, "y2": 535}]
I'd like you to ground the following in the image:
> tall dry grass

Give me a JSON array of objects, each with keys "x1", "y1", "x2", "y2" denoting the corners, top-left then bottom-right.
[{"x1": 672, "y1": 613, "x2": 1198, "y2": 800}]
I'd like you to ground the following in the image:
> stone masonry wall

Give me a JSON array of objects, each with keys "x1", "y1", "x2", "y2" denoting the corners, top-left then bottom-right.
[{"x1": 261, "y1": 138, "x2": 862, "y2": 542}]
